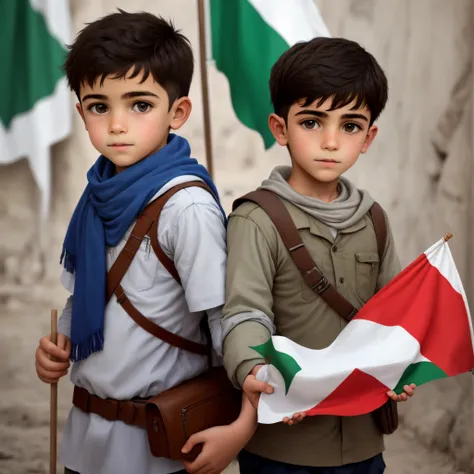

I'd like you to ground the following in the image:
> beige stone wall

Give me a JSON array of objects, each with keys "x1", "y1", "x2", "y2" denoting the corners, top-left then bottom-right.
[{"x1": 0, "y1": 0, "x2": 472, "y2": 471}]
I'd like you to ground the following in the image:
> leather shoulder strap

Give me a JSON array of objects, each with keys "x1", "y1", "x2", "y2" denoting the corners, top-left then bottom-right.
[
  {"x1": 369, "y1": 201, "x2": 387, "y2": 261},
  {"x1": 106, "y1": 181, "x2": 215, "y2": 356},
  {"x1": 106, "y1": 213, "x2": 156, "y2": 303},
  {"x1": 114, "y1": 283, "x2": 209, "y2": 355},
  {"x1": 106, "y1": 181, "x2": 212, "y2": 301},
  {"x1": 234, "y1": 190, "x2": 358, "y2": 322},
  {"x1": 145, "y1": 181, "x2": 215, "y2": 284}
]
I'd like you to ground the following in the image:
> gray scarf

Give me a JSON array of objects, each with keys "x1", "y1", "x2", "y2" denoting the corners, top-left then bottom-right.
[{"x1": 259, "y1": 166, "x2": 374, "y2": 230}]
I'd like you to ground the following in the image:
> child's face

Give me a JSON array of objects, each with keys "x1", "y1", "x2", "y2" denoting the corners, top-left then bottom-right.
[
  {"x1": 76, "y1": 70, "x2": 191, "y2": 171},
  {"x1": 269, "y1": 97, "x2": 378, "y2": 185}
]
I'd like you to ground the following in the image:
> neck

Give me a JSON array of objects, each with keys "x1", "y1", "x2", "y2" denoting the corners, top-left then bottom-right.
[{"x1": 287, "y1": 166, "x2": 340, "y2": 202}]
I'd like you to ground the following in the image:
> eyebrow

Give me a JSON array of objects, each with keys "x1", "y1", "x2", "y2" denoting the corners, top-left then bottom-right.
[
  {"x1": 81, "y1": 91, "x2": 160, "y2": 102},
  {"x1": 295, "y1": 109, "x2": 369, "y2": 122}
]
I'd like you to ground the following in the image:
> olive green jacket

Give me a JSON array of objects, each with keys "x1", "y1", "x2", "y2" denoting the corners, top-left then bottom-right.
[{"x1": 222, "y1": 198, "x2": 401, "y2": 467}]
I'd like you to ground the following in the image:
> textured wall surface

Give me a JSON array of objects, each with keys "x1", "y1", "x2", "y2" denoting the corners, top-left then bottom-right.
[{"x1": 0, "y1": 0, "x2": 472, "y2": 472}]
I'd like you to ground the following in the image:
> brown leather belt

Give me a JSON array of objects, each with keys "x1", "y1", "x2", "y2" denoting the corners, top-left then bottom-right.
[{"x1": 72, "y1": 385, "x2": 147, "y2": 428}]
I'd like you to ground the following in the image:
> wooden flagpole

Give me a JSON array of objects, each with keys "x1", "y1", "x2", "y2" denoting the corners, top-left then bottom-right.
[
  {"x1": 50, "y1": 308, "x2": 58, "y2": 474},
  {"x1": 197, "y1": 0, "x2": 214, "y2": 180}
]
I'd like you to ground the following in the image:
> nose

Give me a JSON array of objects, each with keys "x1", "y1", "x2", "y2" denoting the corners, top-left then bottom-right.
[
  {"x1": 108, "y1": 112, "x2": 127, "y2": 134},
  {"x1": 321, "y1": 128, "x2": 339, "y2": 151}
]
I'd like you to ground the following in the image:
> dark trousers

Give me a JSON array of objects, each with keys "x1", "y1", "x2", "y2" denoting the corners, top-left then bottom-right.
[
  {"x1": 238, "y1": 450, "x2": 386, "y2": 474},
  {"x1": 65, "y1": 469, "x2": 187, "y2": 474}
]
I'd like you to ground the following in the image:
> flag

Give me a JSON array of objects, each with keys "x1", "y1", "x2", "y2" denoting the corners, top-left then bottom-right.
[
  {"x1": 0, "y1": 0, "x2": 72, "y2": 216},
  {"x1": 209, "y1": 0, "x2": 330, "y2": 149},
  {"x1": 253, "y1": 237, "x2": 474, "y2": 424}
]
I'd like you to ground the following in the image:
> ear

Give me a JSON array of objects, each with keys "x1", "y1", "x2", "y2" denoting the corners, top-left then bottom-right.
[
  {"x1": 76, "y1": 103, "x2": 87, "y2": 130},
  {"x1": 360, "y1": 125, "x2": 378, "y2": 153},
  {"x1": 170, "y1": 97, "x2": 192, "y2": 130},
  {"x1": 268, "y1": 113, "x2": 288, "y2": 146}
]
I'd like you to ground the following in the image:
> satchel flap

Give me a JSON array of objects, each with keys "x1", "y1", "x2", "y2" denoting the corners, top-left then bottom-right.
[
  {"x1": 145, "y1": 403, "x2": 173, "y2": 458},
  {"x1": 145, "y1": 368, "x2": 241, "y2": 460},
  {"x1": 182, "y1": 390, "x2": 241, "y2": 439}
]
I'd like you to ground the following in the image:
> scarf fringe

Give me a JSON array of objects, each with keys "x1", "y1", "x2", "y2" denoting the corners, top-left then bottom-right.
[
  {"x1": 60, "y1": 247, "x2": 76, "y2": 274},
  {"x1": 70, "y1": 330, "x2": 104, "y2": 362}
]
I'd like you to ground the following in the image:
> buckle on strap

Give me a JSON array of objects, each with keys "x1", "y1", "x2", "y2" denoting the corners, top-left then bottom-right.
[{"x1": 311, "y1": 276, "x2": 330, "y2": 294}]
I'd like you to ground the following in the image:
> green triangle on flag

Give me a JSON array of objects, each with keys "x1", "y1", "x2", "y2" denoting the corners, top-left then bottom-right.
[{"x1": 251, "y1": 338, "x2": 302, "y2": 394}]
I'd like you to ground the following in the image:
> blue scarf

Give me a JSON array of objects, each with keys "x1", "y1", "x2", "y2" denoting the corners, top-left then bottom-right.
[{"x1": 61, "y1": 134, "x2": 225, "y2": 361}]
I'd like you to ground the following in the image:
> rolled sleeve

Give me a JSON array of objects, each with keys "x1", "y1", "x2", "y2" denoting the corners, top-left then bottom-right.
[{"x1": 222, "y1": 212, "x2": 277, "y2": 388}]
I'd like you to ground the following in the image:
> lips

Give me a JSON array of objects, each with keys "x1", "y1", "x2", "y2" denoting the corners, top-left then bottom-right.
[
  {"x1": 108, "y1": 143, "x2": 132, "y2": 147},
  {"x1": 316, "y1": 159, "x2": 339, "y2": 163}
]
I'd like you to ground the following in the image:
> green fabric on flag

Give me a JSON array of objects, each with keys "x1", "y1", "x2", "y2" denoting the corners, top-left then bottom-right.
[
  {"x1": 0, "y1": 0, "x2": 66, "y2": 129},
  {"x1": 252, "y1": 338, "x2": 302, "y2": 394},
  {"x1": 393, "y1": 361, "x2": 448, "y2": 395},
  {"x1": 210, "y1": 0, "x2": 289, "y2": 149}
]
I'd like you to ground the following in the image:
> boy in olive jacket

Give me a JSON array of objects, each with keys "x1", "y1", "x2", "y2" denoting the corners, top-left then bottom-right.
[{"x1": 222, "y1": 37, "x2": 415, "y2": 474}]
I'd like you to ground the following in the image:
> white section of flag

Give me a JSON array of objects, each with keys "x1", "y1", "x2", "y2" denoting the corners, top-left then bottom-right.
[
  {"x1": 248, "y1": 0, "x2": 331, "y2": 45},
  {"x1": 257, "y1": 320, "x2": 425, "y2": 423}
]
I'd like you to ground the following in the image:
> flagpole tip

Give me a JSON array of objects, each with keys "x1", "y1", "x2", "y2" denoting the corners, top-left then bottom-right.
[{"x1": 444, "y1": 233, "x2": 453, "y2": 241}]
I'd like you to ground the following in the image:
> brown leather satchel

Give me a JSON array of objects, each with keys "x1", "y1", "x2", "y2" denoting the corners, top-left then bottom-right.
[
  {"x1": 233, "y1": 190, "x2": 399, "y2": 435},
  {"x1": 101, "y1": 181, "x2": 240, "y2": 461},
  {"x1": 145, "y1": 367, "x2": 241, "y2": 460}
]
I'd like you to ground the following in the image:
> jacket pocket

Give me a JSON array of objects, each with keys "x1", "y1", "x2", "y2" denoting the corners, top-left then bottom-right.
[{"x1": 354, "y1": 251, "x2": 379, "y2": 304}]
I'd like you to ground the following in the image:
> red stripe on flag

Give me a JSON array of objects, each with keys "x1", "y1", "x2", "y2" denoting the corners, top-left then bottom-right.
[
  {"x1": 305, "y1": 368, "x2": 389, "y2": 417},
  {"x1": 354, "y1": 254, "x2": 474, "y2": 376}
]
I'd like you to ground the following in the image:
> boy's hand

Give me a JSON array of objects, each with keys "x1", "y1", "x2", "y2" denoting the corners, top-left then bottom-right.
[
  {"x1": 387, "y1": 383, "x2": 416, "y2": 402},
  {"x1": 182, "y1": 423, "x2": 249, "y2": 474},
  {"x1": 242, "y1": 364, "x2": 273, "y2": 409},
  {"x1": 35, "y1": 333, "x2": 71, "y2": 384},
  {"x1": 282, "y1": 411, "x2": 307, "y2": 425}
]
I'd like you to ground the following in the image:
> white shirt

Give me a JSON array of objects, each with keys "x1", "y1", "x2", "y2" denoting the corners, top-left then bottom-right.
[{"x1": 58, "y1": 176, "x2": 227, "y2": 474}]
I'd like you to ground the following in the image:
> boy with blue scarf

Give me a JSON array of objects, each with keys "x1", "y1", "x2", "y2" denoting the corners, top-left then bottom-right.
[{"x1": 34, "y1": 10, "x2": 256, "y2": 474}]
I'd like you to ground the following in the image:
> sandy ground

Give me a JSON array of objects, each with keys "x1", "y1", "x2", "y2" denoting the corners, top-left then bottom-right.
[{"x1": 0, "y1": 301, "x2": 466, "y2": 474}]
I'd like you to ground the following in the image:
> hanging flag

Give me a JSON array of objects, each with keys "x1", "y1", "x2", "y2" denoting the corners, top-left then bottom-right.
[
  {"x1": 0, "y1": 0, "x2": 72, "y2": 216},
  {"x1": 253, "y1": 236, "x2": 474, "y2": 424},
  {"x1": 209, "y1": 0, "x2": 330, "y2": 149}
]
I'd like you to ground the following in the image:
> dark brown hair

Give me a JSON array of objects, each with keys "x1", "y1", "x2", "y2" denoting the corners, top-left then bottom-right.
[
  {"x1": 64, "y1": 9, "x2": 193, "y2": 108},
  {"x1": 270, "y1": 37, "x2": 388, "y2": 125}
]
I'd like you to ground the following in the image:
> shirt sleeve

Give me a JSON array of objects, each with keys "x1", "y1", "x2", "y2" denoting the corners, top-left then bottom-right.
[
  {"x1": 206, "y1": 305, "x2": 223, "y2": 357},
  {"x1": 169, "y1": 200, "x2": 227, "y2": 313},
  {"x1": 58, "y1": 295, "x2": 73, "y2": 337},
  {"x1": 221, "y1": 213, "x2": 277, "y2": 388}
]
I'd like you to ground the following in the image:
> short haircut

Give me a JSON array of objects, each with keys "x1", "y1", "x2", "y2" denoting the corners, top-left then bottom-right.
[
  {"x1": 64, "y1": 9, "x2": 194, "y2": 107},
  {"x1": 269, "y1": 37, "x2": 388, "y2": 125}
]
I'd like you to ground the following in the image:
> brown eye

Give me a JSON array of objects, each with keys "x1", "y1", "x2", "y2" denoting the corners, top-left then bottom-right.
[
  {"x1": 302, "y1": 120, "x2": 318, "y2": 130},
  {"x1": 343, "y1": 123, "x2": 361, "y2": 133},
  {"x1": 132, "y1": 102, "x2": 152, "y2": 113},
  {"x1": 89, "y1": 104, "x2": 108, "y2": 114}
]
